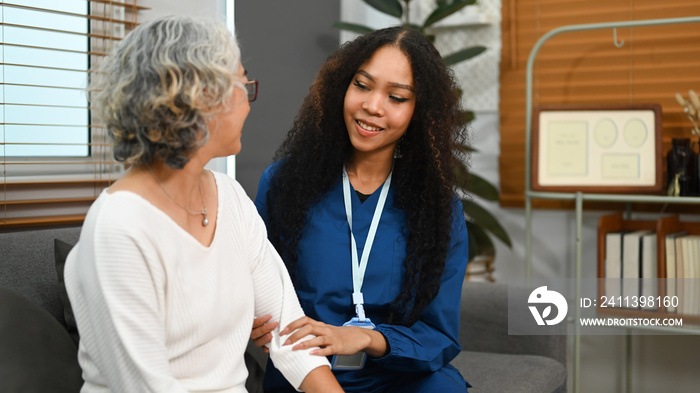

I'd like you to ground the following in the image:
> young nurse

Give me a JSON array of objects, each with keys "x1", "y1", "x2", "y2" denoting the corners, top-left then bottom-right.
[{"x1": 253, "y1": 26, "x2": 471, "y2": 392}]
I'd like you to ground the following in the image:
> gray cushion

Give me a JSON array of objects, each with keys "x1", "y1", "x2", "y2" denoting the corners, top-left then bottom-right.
[
  {"x1": 0, "y1": 286, "x2": 82, "y2": 393},
  {"x1": 0, "y1": 226, "x2": 81, "y2": 326},
  {"x1": 460, "y1": 282, "x2": 567, "y2": 365},
  {"x1": 452, "y1": 351, "x2": 566, "y2": 393},
  {"x1": 54, "y1": 238, "x2": 80, "y2": 346},
  {"x1": 245, "y1": 340, "x2": 266, "y2": 393}
]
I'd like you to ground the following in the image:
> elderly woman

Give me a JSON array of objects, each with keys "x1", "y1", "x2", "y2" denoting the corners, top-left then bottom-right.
[{"x1": 64, "y1": 15, "x2": 342, "y2": 393}]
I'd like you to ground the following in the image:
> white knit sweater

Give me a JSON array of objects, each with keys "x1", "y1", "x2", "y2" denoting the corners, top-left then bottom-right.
[{"x1": 65, "y1": 171, "x2": 329, "y2": 393}]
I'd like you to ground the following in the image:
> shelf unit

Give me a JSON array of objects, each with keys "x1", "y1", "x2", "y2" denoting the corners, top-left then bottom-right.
[
  {"x1": 522, "y1": 16, "x2": 700, "y2": 393},
  {"x1": 595, "y1": 213, "x2": 700, "y2": 324}
]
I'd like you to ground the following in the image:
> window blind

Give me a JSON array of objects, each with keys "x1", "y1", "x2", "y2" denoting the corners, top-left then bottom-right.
[
  {"x1": 1, "y1": 0, "x2": 146, "y2": 228},
  {"x1": 499, "y1": 0, "x2": 700, "y2": 209}
]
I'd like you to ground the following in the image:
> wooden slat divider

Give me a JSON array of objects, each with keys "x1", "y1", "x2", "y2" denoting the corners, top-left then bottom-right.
[
  {"x1": 1, "y1": 197, "x2": 98, "y2": 206},
  {"x1": 0, "y1": 214, "x2": 86, "y2": 229}
]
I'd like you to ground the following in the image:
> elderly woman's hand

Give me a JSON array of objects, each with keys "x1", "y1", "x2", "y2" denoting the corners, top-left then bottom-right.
[{"x1": 251, "y1": 315, "x2": 278, "y2": 353}]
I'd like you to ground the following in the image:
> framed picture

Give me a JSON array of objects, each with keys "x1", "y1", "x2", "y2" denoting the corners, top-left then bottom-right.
[{"x1": 532, "y1": 104, "x2": 663, "y2": 193}]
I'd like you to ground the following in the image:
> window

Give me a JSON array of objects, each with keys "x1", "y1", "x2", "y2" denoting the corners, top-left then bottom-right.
[
  {"x1": 1, "y1": 0, "x2": 145, "y2": 227},
  {"x1": 2, "y1": 0, "x2": 89, "y2": 159}
]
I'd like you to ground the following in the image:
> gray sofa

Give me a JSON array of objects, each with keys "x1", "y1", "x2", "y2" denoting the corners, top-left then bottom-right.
[{"x1": 0, "y1": 225, "x2": 566, "y2": 393}]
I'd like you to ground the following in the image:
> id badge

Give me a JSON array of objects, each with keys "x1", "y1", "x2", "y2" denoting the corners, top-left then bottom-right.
[{"x1": 331, "y1": 317, "x2": 376, "y2": 371}]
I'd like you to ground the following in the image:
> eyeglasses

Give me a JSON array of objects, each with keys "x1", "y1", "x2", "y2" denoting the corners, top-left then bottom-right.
[{"x1": 244, "y1": 80, "x2": 258, "y2": 102}]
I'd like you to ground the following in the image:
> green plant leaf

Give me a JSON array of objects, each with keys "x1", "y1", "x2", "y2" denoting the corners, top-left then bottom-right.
[
  {"x1": 465, "y1": 173, "x2": 499, "y2": 201},
  {"x1": 466, "y1": 220, "x2": 495, "y2": 260},
  {"x1": 454, "y1": 142, "x2": 477, "y2": 154},
  {"x1": 363, "y1": 0, "x2": 403, "y2": 18},
  {"x1": 459, "y1": 109, "x2": 475, "y2": 125},
  {"x1": 332, "y1": 22, "x2": 375, "y2": 35},
  {"x1": 404, "y1": 23, "x2": 425, "y2": 34},
  {"x1": 454, "y1": 159, "x2": 470, "y2": 188},
  {"x1": 442, "y1": 46, "x2": 487, "y2": 66},
  {"x1": 462, "y1": 199, "x2": 512, "y2": 247},
  {"x1": 454, "y1": 160, "x2": 498, "y2": 201},
  {"x1": 423, "y1": 0, "x2": 477, "y2": 28}
]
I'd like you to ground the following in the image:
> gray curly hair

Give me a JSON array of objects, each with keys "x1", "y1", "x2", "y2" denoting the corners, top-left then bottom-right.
[{"x1": 90, "y1": 15, "x2": 242, "y2": 169}]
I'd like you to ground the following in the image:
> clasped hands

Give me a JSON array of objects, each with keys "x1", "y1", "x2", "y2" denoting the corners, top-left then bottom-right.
[{"x1": 251, "y1": 315, "x2": 387, "y2": 358}]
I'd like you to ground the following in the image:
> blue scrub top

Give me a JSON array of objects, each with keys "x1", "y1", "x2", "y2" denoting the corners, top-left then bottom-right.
[{"x1": 255, "y1": 162, "x2": 470, "y2": 392}]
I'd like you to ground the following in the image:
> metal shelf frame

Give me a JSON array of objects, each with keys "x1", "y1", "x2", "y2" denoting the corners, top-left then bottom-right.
[{"x1": 523, "y1": 16, "x2": 700, "y2": 393}]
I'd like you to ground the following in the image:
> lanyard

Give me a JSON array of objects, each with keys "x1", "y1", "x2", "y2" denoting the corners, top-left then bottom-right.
[{"x1": 342, "y1": 165, "x2": 392, "y2": 322}]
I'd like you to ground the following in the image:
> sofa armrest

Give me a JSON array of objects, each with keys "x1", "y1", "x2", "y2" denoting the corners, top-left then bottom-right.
[
  {"x1": 0, "y1": 286, "x2": 82, "y2": 392},
  {"x1": 0, "y1": 226, "x2": 81, "y2": 326},
  {"x1": 459, "y1": 281, "x2": 566, "y2": 365}
]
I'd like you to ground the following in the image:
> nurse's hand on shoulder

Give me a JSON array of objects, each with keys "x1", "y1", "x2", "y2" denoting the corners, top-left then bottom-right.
[{"x1": 280, "y1": 316, "x2": 389, "y2": 358}]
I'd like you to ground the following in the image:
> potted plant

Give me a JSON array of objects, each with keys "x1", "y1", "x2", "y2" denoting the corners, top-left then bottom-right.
[{"x1": 335, "y1": 0, "x2": 511, "y2": 277}]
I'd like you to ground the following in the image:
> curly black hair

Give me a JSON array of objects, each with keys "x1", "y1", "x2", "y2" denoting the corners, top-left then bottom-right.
[{"x1": 265, "y1": 26, "x2": 467, "y2": 326}]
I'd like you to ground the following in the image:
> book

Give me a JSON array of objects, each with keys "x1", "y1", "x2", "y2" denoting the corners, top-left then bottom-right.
[
  {"x1": 665, "y1": 231, "x2": 687, "y2": 312},
  {"x1": 675, "y1": 235, "x2": 687, "y2": 314},
  {"x1": 604, "y1": 231, "x2": 626, "y2": 302},
  {"x1": 681, "y1": 236, "x2": 697, "y2": 315},
  {"x1": 692, "y1": 237, "x2": 700, "y2": 315},
  {"x1": 640, "y1": 232, "x2": 658, "y2": 310},
  {"x1": 622, "y1": 230, "x2": 653, "y2": 306}
]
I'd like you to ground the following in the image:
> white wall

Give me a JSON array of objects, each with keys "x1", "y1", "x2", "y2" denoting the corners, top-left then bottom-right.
[{"x1": 140, "y1": 0, "x2": 225, "y2": 23}]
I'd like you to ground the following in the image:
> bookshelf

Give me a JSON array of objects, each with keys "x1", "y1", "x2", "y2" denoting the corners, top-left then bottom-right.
[
  {"x1": 596, "y1": 213, "x2": 700, "y2": 324},
  {"x1": 522, "y1": 16, "x2": 700, "y2": 393}
]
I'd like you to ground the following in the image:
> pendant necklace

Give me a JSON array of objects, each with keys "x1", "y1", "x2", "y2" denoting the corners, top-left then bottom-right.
[{"x1": 148, "y1": 166, "x2": 209, "y2": 226}]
